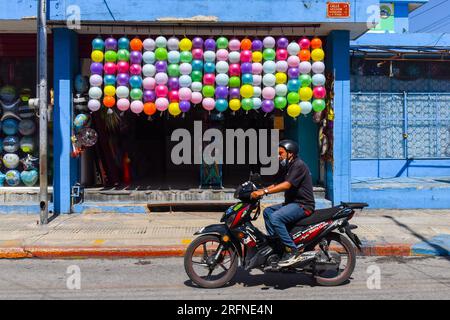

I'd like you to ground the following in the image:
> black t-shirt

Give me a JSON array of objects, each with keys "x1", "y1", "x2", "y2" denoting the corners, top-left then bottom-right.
[{"x1": 282, "y1": 158, "x2": 315, "y2": 211}]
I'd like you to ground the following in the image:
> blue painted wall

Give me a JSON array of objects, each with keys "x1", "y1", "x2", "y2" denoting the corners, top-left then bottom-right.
[{"x1": 352, "y1": 159, "x2": 450, "y2": 178}]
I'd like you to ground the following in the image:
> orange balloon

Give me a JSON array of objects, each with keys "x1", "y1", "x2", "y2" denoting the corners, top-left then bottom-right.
[
  {"x1": 240, "y1": 38, "x2": 252, "y2": 50},
  {"x1": 298, "y1": 49, "x2": 311, "y2": 61},
  {"x1": 130, "y1": 37, "x2": 143, "y2": 51},
  {"x1": 311, "y1": 37, "x2": 322, "y2": 49},
  {"x1": 143, "y1": 102, "x2": 157, "y2": 116},
  {"x1": 103, "y1": 96, "x2": 116, "y2": 108}
]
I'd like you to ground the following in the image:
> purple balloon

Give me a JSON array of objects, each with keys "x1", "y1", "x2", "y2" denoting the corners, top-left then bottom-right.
[
  {"x1": 155, "y1": 61, "x2": 167, "y2": 73},
  {"x1": 204, "y1": 38, "x2": 216, "y2": 51},
  {"x1": 252, "y1": 39, "x2": 263, "y2": 51},
  {"x1": 143, "y1": 90, "x2": 156, "y2": 102},
  {"x1": 241, "y1": 62, "x2": 252, "y2": 74},
  {"x1": 168, "y1": 77, "x2": 180, "y2": 90},
  {"x1": 105, "y1": 37, "x2": 117, "y2": 50},
  {"x1": 229, "y1": 88, "x2": 240, "y2": 99},
  {"x1": 130, "y1": 51, "x2": 143, "y2": 64},
  {"x1": 179, "y1": 100, "x2": 191, "y2": 112},
  {"x1": 277, "y1": 37, "x2": 289, "y2": 49},
  {"x1": 215, "y1": 86, "x2": 228, "y2": 99},
  {"x1": 262, "y1": 100, "x2": 275, "y2": 113},
  {"x1": 116, "y1": 73, "x2": 130, "y2": 86},
  {"x1": 288, "y1": 67, "x2": 300, "y2": 79},
  {"x1": 192, "y1": 37, "x2": 204, "y2": 49},
  {"x1": 90, "y1": 62, "x2": 103, "y2": 75}
]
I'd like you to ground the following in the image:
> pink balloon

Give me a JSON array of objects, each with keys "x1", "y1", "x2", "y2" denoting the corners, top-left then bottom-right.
[
  {"x1": 155, "y1": 97, "x2": 169, "y2": 111},
  {"x1": 262, "y1": 87, "x2": 276, "y2": 100},
  {"x1": 216, "y1": 49, "x2": 229, "y2": 61},
  {"x1": 155, "y1": 85, "x2": 168, "y2": 97},
  {"x1": 103, "y1": 62, "x2": 117, "y2": 75},
  {"x1": 229, "y1": 64, "x2": 241, "y2": 76},
  {"x1": 313, "y1": 86, "x2": 326, "y2": 99},
  {"x1": 129, "y1": 64, "x2": 142, "y2": 75},
  {"x1": 143, "y1": 77, "x2": 156, "y2": 90},
  {"x1": 130, "y1": 100, "x2": 144, "y2": 114},
  {"x1": 192, "y1": 48, "x2": 204, "y2": 60},
  {"x1": 287, "y1": 55, "x2": 300, "y2": 68},
  {"x1": 191, "y1": 92, "x2": 203, "y2": 104},
  {"x1": 276, "y1": 49, "x2": 288, "y2": 61},
  {"x1": 299, "y1": 37, "x2": 311, "y2": 49},
  {"x1": 117, "y1": 98, "x2": 130, "y2": 112},
  {"x1": 202, "y1": 98, "x2": 215, "y2": 111},
  {"x1": 179, "y1": 87, "x2": 192, "y2": 101},
  {"x1": 203, "y1": 73, "x2": 215, "y2": 85},
  {"x1": 117, "y1": 61, "x2": 129, "y2": 73},
  {"x1": 240, "y1": 50, "x2": 252, "y2": 63},
  {"x1": 252, "y1": 63, "x2": 263, "y2": 74},
  {"x1": 168, "y1": 90, "x2": 179, "y2": 102},
  {"x1": 228, "y1": 39, "x2": 241, "y2": 51}
]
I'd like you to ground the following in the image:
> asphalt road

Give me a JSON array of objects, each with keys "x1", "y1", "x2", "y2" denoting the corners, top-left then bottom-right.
[{"x1": 0, "y1": 256, "x2": 448, "y2": 300}]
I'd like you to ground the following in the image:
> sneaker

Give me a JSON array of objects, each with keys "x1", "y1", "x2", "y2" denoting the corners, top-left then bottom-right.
[{"x1": 277, "y1": 247, "x2": 300, "y2": 267}]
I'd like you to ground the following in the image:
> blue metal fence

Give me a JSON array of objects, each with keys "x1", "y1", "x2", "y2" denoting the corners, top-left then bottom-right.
[{"x1": 351, "y1": 92, "x2": 450, "y2": 159}]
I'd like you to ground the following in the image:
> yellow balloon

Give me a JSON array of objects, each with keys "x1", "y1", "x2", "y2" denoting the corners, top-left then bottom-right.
[
  {"x1": 311, "y1": 48, "x2": 325, "y2": 61},
  {"x1": 179, "y1": 38, "x2": 192, "y2": 51},
  {"x1": 299, "y1": 87, "x2": 313, "y2": 101},
  {"x1": 229, "y1": 99, "x2": 241, "y2": 111},
  {"x1": 91, "y1": 50, "x2": 104, "y2": 63},
  {"x1": 104, "y1": 85, "x2": 116, "y2": 96},
  {"x1": 168, "y1": 102, "x2": 181, "y2": 116},
  {"x1": 252, "y1": 51, "x2": 263, "y2": 63},
  {"x1": 287, "y1": 104, "x2": 301, "y2": 118},
  {"x1": 275, "y1": 72, "x2": 287, "y2": 84},
  {"x1": 240, "y1": 85, "x2": 254, "y2": 99}
]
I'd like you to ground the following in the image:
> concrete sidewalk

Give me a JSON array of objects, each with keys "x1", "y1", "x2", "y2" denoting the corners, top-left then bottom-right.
[{"x1": 0, "y1": 209, "x2": 449, "y2": 258}]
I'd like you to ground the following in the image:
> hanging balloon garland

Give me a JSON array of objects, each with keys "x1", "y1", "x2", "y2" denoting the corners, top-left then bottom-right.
[{"x1": 88, "y1": 35, "x2": 325, "y2": 120}]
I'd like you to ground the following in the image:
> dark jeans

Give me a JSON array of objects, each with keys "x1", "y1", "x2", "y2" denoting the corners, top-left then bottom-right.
[{"x1": 263, "y1": 203, "x2": 307, "y2": 249}]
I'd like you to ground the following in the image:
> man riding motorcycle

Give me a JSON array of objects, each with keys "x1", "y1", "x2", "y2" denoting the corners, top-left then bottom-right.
[{"x1": 251, "y1": 139, "x2": 315, "y2": 267}]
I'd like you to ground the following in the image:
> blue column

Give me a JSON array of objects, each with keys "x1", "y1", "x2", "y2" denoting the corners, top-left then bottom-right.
[
  {"x1": 326, "y1": 30, "x2": 351, "y2": 204},
  {"x1": 53, "y1": 28, "x2": 79, "y2": 214},
  {"x1": 394, "y1": 2, "x2": 409, "y2": 33}
]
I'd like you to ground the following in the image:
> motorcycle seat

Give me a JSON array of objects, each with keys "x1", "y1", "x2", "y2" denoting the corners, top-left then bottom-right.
[{"x1": 293, "y1": 206, "x2": 342, "y2": 226}]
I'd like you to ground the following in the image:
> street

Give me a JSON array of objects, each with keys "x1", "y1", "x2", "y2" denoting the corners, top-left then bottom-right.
[{"x1": 0, "y1": 256, "x2": 448, "y2": 300}]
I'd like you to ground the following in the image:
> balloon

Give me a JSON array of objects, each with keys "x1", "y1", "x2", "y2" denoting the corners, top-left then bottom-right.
[
  {"x1": 116, "y1": 86, "x2": 130, "y2": 98},
  {"x1": 89, "y1": 74, "x2": 103, "y2": 87},
  {"x1": 252, "y1": 75, "x2": 262, "y2": 86},
  {"x1": 168, "y1": 77, "x2": 179, "y2": 90},
  {"x1": 130, "y1": 51, "x2": 143, "y2": 64},
  {"x1": 253, "y1": 86, "x2": 261, "y2": 97},
  {"x1": 143, "y1": 77, "x2": 156, "y2": 90},
  {"x1": 276, "y1": 49, "x2": 288, "y2": 60},
  {"x1": 89, "y1": 87, "x2": 102, "y2": 99},
  {"x1": 143, "y1": 90, "x2": 156, "y2": 102},
  {"x1": 103, "y1": 62, "x2": 116, "y2": 75},
  {"x1": 287, "y1": 42, "x2": 300, "y2": 56},
  {"x1": 155, "y1": 36, "x2": 167, "y2": 48},
  {"x1": 313, "y1": 86, "x2": 326, "y2": 99},
  {"x1": 287, "y1": 55, "x2": 300, "y2": 68},
  {"x1": 180, "y1": 51, "x2": 193, "y2": 63},
  {"x1": 229, "y1": 64, "x2": 241, "y2": 76},
  {"x1": 215, "y1": 86, "x2": 228, "y2": 99},
  {"x1": 202, "y1": 85, "x2": 215, "y2": 98},
  {"x1": 116, "y1": 73, "x2": 130, "y2": 86},
  {"x1": 240, "y1": 50, "x2": 252, "y2": 63},
  {"x1": 228, "y1": 51, "x2": 240, "y2": 63},
  {"x1": 252, "y1": 97, "x2": 262, "y2": 109},
  {"x1": 142, "y1": 64, "x2": 156, "y2": 77},
  {"x1": 203, "y1": 74, "x2": 215, "y2": 86},
  {"x1": 261, "y1": 100, "x2": 274, "y2": 113},
  {"x1": 288, "y1": 67, "x2": 300, "y2": 79},
  {"x1": 215, "y1": 74, "x2": 229, "y2": 86},
  {"x1": 275, "y1": 72, "x2": 287, "y2": 84},
  {"x1": 312, "y1": 74, "x2": 326, "y2": 86},
  {"x1": 129, "y1": 64, "x2": 142, "y2": 75},
  {"x1": 263, "y1": 36, "x2": 276, "y2": 49},
  {"x1": 167, "y1": 64, "x2": 180, "y2": 77},
  {"x1": 300, "y1": 74, "x2": 312, "y2": 87},
  {"x1": 179, "y1": 100, "x2": 191, "y2": 113},
  {"x1": 129, "y1": 75, "x2": 143, "y2": 88},
  {"x1": 287, "y1": 92, "x2": 299, "y2": 104},
  {"x1": 204, "y1": 62, "x2": 215, "y2": 73},
  {"x1": 311, "y1": 37, "x2": 322, "y2": 49},
  {"x1": 242, "y1": 74, "x2": 253, "y2": 85},
  {"x1": 216, "y1": 61, "x2": 229, "y2": 74},
  {"x1": 117, "y1": 49, "x2": 130, "y2": 61},
  {"x1": 240, "y1": 85, "x2": 254, "y2": 99},
  {"x1": 117, "y1": 61, "x2": 129, "y2": 73},
  {"x1": 312, "y1": 61, "x2": 325, "y2": 74},
  {"x1": 167, "y1": 51, "x2": 180, "y2": 64},
  {"x1": 191, "y1": 82, "x2": 203, "y2": 92},
  {"x1": 229, "y1": 76, "x2": 241, "y2": 88},
  {"x1": 215, "y1": 99, "x2": 228, "y2": 112},
  {"x1": 242, "y1": 98, "x2": 253, "y2": 111},
  {"x1": 229, "y1": 99, "x2": 241, "y2": 111},
  {"x1": 252, "y1": 63, "x2": 263, "y2": 74},
  {"x1": 252, "y1": 39, "x2": 263, "y2": 51},
  {"x1": 191, "y1": 92, "x2": 203, "y2": 104},
  {"x1": 88, "y1": 99, "x2": 101, "y2": 112},
  {"x1": 143, "y1": 38, "x2": 156, "y2": 51},
  {"x1": 311, "y1": 48, "x2": 325, "y2": 61},
  {"x1": 179, "y1": 88, "x2": 192, "y2": 101},
  {"x1": 104, "y1": 85, "x2": 116, "y2": 97},
  {"x1": 92, "y1": 38, "x2": 104, "y2": 50},
  {"x1": 191, "y1": 59, "x2": 204, "y2": 71},
  {"x1": 274, "y1": 96, "x2": 287, "y2": 109},
  {"x1": 300, "y1": 101, "x2": 312, "y2": 114},
  {"x1": 167, "y1": 37, "x2": 179, "y2": 51},
  {"x1": 252, "y1": 51, "x2": 263, "y2": 63},
  {"x1": 105, "y1": 37, "x2": 117, "y2": 50},
  {"x1": 104, "y1": 50, "x2": 117, "y2": 62},
  {"x1": 275, "y1": 61, "x2": 288, "y2": 73},
  {"x1": 144, "y1": 102, "x2": 157, "y2": 116},
  {"x1": 299, "y1": 61, "x2": 312, "y2": 74},
  {"x1": 179, "y1": 63, "x2": 192, "y2": 75},
  {"x1": 155, "y1": 97, "x2": 169, "y2": 111},
  {"x1": 240, "y1": 38, "x2": 252, "y2": 50},
  {"x1": 91, "y1": 50, "x2": 104, "y2": 63},
  {"x1": 143, "y1": 51, "x2": 156, "y2": 64},
  {"x1": 178, "y1": 38, "x2": 192, "y2": 51},
  {"x1": 204, "y1": 38, "x2": 216, "y2": 51},
  {"x1": 229, "y1": 87, "x2": 240, "y2": 99},
  {"x1": 287, "y1": 104, "x2": 301, "y2": 118},
  {"x1": 190, "y1": 71, "x2": 202, "y2": 83},
  {"x1": 287, "y1": 79, "x2": 301, "y2": 92},
  {"x1": 262, "y1": 87, "x2": 276, "y2": 100},
  {"x1": 155, "y1": 73, "x2": 168, "y2": 85},
  {"x1": 155, "y1": 85, "x2": 168, "y2": 97},
  {"x1": 262, "y1": 74, "x2": 276, "y2": 87},
  {"x1": 168, "y1": 90, "x2": 179, "y2": 102},
  {"x1": 117, "y1": 98, "x2": 130, "y2": 112},
  {"x1": 203, "y1": 51, "x2": 216, "y2": 62},
  {"x1": 277, "y1": 37, "x2": 289, "y2": 49},
  {"x1": 299, "y1": 87, "x2": 313, "y2": 101},
  {"x1": 263, "y1": 61, "x2": 276, "y2": 74},
  {"x1": 299, "y1": 37, "x2": 311, "y2": 49},
  {"x1": 228, "y1": 38, "x2": 241, "y2": 51},
  {"x1": 130, "y1": 38, "x2": 143, "y2": 51},
  {"x1": 155, "y1": 47, "x2": 168, "y2": 60},
  {"x1": 90, "y1": 62, "x2": 103, "y2": 75},
  {"x1": 216, "y1": 37, "x2": 229, "y2": 49},
  {"x1": 155, "y1": 61, "x2": 167, "y2": 73},
  {"x1": 202, "y1": 98, "x2": 215, "y2": 111},
  {"x1": 275, "y1": 84, "x2": 288, "y2": 96},
  {"x1": 192, "y1": 48, "x2": 204, "y2": 60},
  {"x1": 312, "y1": 99, "x2": 326, "y2": 112},
  {"x1": 103, "y1": 96, "x2": 115, "y2": 108},
  {"x1": 241, "y1": 62, "x2": 252, "y2": 74},
  {"x1": 192, "y1": 37, "x2": 204, "y2": 49},
  {"x1": 263, "y1": 48, "x2": 276, "y2": 61},
  {"x1": 130, "y1": 88, "x2": 143, "y2": 100},
  {"x1": 104, "y1": 75, "x2": 115, "y2": 86},
  {"x1": 130, "y1": 100, "x2": 144, "y2": 114}
]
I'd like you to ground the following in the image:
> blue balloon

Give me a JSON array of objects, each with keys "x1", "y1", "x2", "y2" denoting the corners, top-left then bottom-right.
[
  {"x1": 2, "y1": 119, "x2": 19, "y2": 135},
  {"x1": 242, "y1": 74, "x2": 253, "y2": 85},
  {"x1": 215, "y1": 99, "x2": 228, "y2": 112},
  {"x1": 191, "y1": 59, "x2": 203, "y2": 72},
  {"x1": 118, "y1": 37, "x2": 130, "y2": 50},
  {"x1": 91, "y1": 38, "x2": 104, "y2": 50},
  {"x1": 287, "y1": 79, "x2": 301, "y2": 92},
  {"x1": 129, "y1": 75, "x2": 143, "y2": 88},
  {"x1": 204, "y1": 62, "x2": 215, "y2": 74},
  {"x1": 104, "y1": 75, "x2": 116, "y2": 86}
]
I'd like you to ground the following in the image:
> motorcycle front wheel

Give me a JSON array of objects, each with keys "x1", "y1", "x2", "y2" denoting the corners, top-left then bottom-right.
[{"x1": 184, "y1": 234, "x2": 238, "y2": 288}]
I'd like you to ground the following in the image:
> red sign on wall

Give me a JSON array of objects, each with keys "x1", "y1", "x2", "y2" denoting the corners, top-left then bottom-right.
[{"x1": 327, "y1": 2, "x2": 351, "y2": 18}]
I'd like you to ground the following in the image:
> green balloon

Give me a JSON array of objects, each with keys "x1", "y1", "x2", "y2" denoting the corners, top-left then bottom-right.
[
  {"x1": 202, "y1": 85, "x2": 215, "y2": 98},
  {"x1": 155, "y1": 47, "x2": 168, "y2": 61},
  {"x1": 287, "y1": 92, "x2": 300, "y2": 104},
  {"x1": 229, "y1": 76, "x2": 241, "y2": 88},
  {"x1": 274, "y1": 96, "x2": 287, "y2": 110},
  {"x1": 180, "y1": 51, "x2": 193, "y2": 63},
  {"x1": 216, "y1": 37, "x2": 229, "y2": 49},
  {"x1": 299, "y1": 74, "x2": 312, "y2": 87},
  {"x1": 117, "y1": 49, "x2": 130, "y2": 61},
  {"x1": 130, "y1": 88, "x2": 143, "y2": 100},
  {"x1": 312, "y1": 99, "x2": 326, "y2": 112},
  {"x1": 191, "y1": 70, "x2": 203, "y2": 82},
  {"x1": 263, "y1": 48, "x2": 276, "y2": 61},
  {"x1": 241, "y1": 98, "x2": 253, "y2": 111},
  {"x1": 104, "y1": 50, "x2": 117, "y2": 62},
  {"x1": 167, "y1": 64, "x2": 180, "y2": 77}
]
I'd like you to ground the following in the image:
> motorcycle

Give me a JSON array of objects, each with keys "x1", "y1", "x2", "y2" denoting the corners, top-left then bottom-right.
[{"x1": 184, "y1": 175, "x2": 368, "y2": 288}]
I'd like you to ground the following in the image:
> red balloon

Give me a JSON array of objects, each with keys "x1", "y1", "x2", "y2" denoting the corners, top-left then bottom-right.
[
  {"x1": 155, "y1": 85, "x2": 168, "y2": 98},
  {"x1": 117, "y1": 61, "x2": 129, "y2": 73},
  {"x1": 276, "y1": 49, "x2": 288, "y2": 61},
  {"x1": 229, "y1": 64, "x2": 241, "y2": 76},
  {"x1": 203, "y1": 73, "x2": 215, "y2": 85},
  {"x1": 103, "y1": 62, "x2": 117, "y2": 75},
  {"x1": 240, "y1": 50, "x2": 252, "y2": 63},
  {"x1": 168, "y1": 90, "x2": 180, "y2": 102}
]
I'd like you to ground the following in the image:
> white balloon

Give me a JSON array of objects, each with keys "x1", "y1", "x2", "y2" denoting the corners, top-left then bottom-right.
[
  {"x1": 89, "y1": 74, "x2": 103, "y2": 87},
  {"x1": 252, "y1": 97, "x2": 262, "y2": 109},
  {"x1": 88, "y1": 99, "x2": 101, "y2": 112},
  {"x1": 263, "y1": 74, "x2": 276, "y2": 87},
  {"x1": 312, "y1": 61, "x2": 326, "y2": 74},
  {"x1": 143, "y1": 38, "x2": 156, "y2": 51},
  {"x1": 312, "y1": 74, "x2": 326, "y2": 86},
  {"x1": 167, "y1": 37, "x2": 179, "y2": 51},
  {"x1": 88, "y1": 87, "x2": 102, "y2": 100},
  {"x1": 228, "y1": 51, "x2": 240, "y2": 64},
  {"x1": 215, "y1": 74, "x2": 229, "y2": 86},
  {"x1": 191, "y1": 82, "x2": 203, "y2": 92},
  {"x1": 300, "y1": 101, "x2": 313, "y2": 114},
  {"x1": 287, "y1": 42, "x2": 300, "y2": 55},
  {"x1": 203, "y1": 50, "x2": 216, "y2": 62},
  {"x1": 155, "y1": 72, "x2": 168, "y2": 85},
  {"x1": 287, "y1": 55, "x2": 300, "y2": 68},
  {"x1": 275, "y1": 61, "x2": 288, "y2": 73},
  {"x1": 216, "y1": 61, "x2": 229, "y2": 74},
  {"x1": 275, "y1": 84, "x2": 288, "y2": 97},
  {"x1": 179, "y1": 75, "x2": 192, "y2": 88},
  {"x1": 167, "y1": 51, "x2": 180, "y2": 64},
  {"x1": 155, "y1": 36, "x2": 167, "y2": 48},
  {"x1": 143, "y1": 51, "x2": 156, "y2": 64},
  {"x1": 252, "y1": 75, "x2": 262, "y2": 86},
  {"x1": 179, "y1": 63, "x2": 192, "y2": 75},
  {"x1": 142, "y1": 64, "x2": 156, "y2": 77},
  {"x1": 263, "y1": 61, "x2": 276, "y2": 74},
  {"x1": 253, "y1": 86, "x2": 262, "y2": 98},
  {"x1": 263, "y1": 36, "x2": 276, "y2": 49},
  {"x1": 116, "y1": 86, "x2": 130, "y2": 98},
  {"x1": 299, "y1": 61, "x2": 312, "y2": 74}
]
